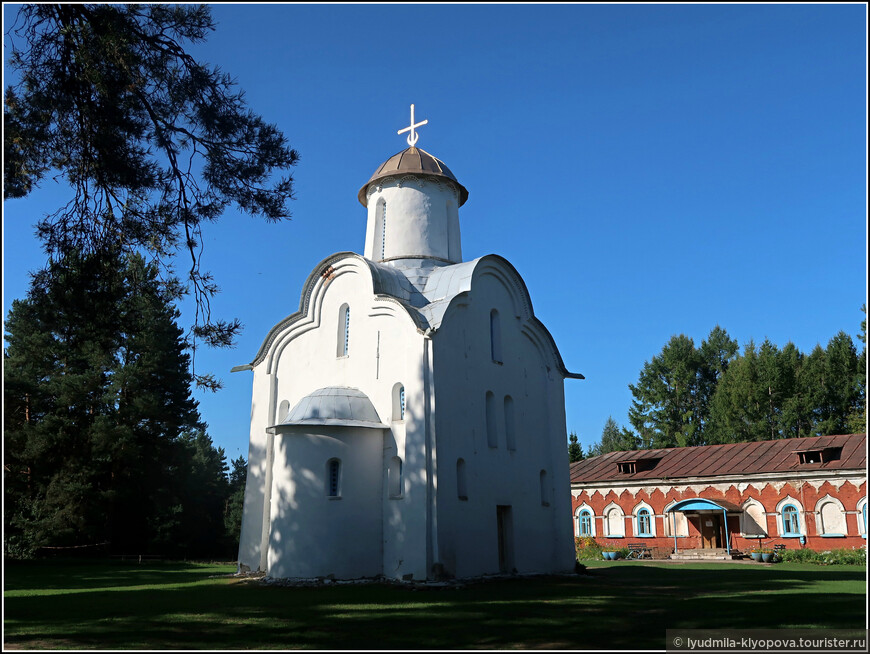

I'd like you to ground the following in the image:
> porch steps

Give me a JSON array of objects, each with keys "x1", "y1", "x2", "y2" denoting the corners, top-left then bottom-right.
[{"x1": 669, "y1": 548, "x2": 744, "y2": 561}]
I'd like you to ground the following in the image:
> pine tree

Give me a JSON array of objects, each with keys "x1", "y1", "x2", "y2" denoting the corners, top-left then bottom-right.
[
  {"x1": 4, "y1": 5, "x2": 299, "y2": 387},
  {"x1": 567, "y1": 432, "x2": 584, "y2": 463},
  {"x1": 3, "y1": 249, "x2": 232, "y2": 557}
]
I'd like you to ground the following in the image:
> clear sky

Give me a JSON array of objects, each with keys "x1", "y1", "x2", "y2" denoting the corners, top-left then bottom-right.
[{"x1": 3, "y1": 3, "x2": 867, "y2": 461}]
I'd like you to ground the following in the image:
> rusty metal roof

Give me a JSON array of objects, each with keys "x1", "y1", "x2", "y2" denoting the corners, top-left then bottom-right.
[
  {"x1": 358, "y1": 146, "x2": 469, "y2": 207},
  {"x1": 570, "y1": 433, "x2": 866, "y2": 484}
]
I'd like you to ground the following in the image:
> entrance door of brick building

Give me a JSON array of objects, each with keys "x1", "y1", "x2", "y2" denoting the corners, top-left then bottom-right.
[{"x1": 700, "y1": 514, "x2": 722, "y2": 549}]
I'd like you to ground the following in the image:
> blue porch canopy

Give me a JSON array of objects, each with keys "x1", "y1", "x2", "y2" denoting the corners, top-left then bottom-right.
[{"x1": 667, "y1": 498, "x2": 742, "y2": 554}]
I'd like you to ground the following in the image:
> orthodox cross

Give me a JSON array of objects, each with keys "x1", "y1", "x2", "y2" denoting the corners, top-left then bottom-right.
[{"x1": 398, "y1": 104, "x2": 428, "y2": 147}]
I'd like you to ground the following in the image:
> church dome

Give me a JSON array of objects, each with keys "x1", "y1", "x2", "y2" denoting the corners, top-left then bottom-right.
[
  {"x1": 358, "y1": 147, "x2": 469, "y2": 207},
  {"x1": 275, "y1": 387, "x2": 387, "y2": 429}
]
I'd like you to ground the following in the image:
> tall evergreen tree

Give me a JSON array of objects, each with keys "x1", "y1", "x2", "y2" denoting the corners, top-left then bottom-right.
[
  {"x1": 4, "y1": 4, "x2": 299, "y2": 387},
  {"x1": 567, "y1": 432, "x2": 584, "y2": 463},
  {"x1": 4, "y1": 250, "x2": 231, "y2": 557},
  {"x1": 588, "y1": 417, "x2": 639, "y2": 456}
]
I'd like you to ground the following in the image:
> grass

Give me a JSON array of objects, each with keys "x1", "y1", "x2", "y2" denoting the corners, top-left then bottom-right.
[{"x1": 3, "y1": 559, "x2": 867, "y2": 650}]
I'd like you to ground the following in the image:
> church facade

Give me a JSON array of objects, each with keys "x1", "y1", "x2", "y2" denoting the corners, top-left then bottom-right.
[{"x1": 235, "y1": 111, "x2": 582, "y2": 580}]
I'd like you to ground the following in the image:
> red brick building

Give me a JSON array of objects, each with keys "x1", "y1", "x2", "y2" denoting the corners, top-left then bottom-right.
[{"x1": 569, "y1": 433, "x2": 866, "y2": 555}]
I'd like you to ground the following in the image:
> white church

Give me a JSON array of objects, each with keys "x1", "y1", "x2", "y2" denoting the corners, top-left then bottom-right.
[{"x1": 234, "y1": 107, "x2": 583, "y2": 581}]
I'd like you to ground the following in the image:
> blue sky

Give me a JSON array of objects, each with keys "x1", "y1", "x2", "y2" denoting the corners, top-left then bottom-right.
[{"x1": 3, "y1": 3, "x2": 867, "y2": 460}]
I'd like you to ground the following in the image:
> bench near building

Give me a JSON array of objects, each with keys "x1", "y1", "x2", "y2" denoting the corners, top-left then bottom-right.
[{"x1": 570, "y1": 433, "x2": 866, "y2": 558}]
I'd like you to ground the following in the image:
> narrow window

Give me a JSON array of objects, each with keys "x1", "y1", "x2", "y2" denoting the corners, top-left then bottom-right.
[
  {"x1": 539, "y1": 469, "x2": 549, "y2": 506},
  {"x1": 503, "y1": 395, "x2": 516, "y2": 451},
  {"x1": 327, "y1": 458, "x2": 342, "y2": 498},
  {"x1": 380, "y1": 201, "x2": 387, "y2": 260},
  {"x1": 782, "y1": 504, "x2": 800, "y2": 536},
  {"x1": 456, "y1": 458, "x2": 468, "y2": 500},
  {"x1": 490, "y1": 309, "x2": 502, "y2": 363},
  {"x1": 392, "y1": 383, "x2": 405, "y2": 421},
  {"x1": 637, "y1": 508, "x2": 652, "y2": 536},
  {"x1": 579, "y1": 509, "x2": 593, "y2": 537},
  {"x1": 337, "y1": 304, "x2": 350, "y2": 357},
  {"x1": 485, "y1": 391, "x2": 498, "y2": 448},
  {"x1": 388, "y1": 456, "x2": 403, "y2": 498}
]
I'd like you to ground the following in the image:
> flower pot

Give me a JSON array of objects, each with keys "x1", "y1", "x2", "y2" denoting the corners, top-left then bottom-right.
[
  {"x1": 750, "y1": 552, "x2": 763, "y2": 562},
  {"x1": 761, "y1": 553, "x2": 773, "y2": 563},
  {"x1": 603, "y1": 551, "x2": 614, "y2": 560}
]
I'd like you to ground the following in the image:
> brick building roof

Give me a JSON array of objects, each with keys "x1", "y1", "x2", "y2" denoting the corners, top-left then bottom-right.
[{"x1": 570, "y1": 433, "x2": 866, "y2": 484}]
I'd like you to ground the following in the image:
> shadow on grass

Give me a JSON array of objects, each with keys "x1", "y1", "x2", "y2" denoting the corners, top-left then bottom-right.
[{"x1": 3, "y1": 561, "x2": 866, "y2": 650}]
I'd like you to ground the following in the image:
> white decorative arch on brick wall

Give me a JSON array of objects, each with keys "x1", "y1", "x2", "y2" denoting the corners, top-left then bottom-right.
[
  {"x1": 602, "y1": 502, "x2": 625, "y2": 538},
  {"x1": 856, "y1": 497, "x2": 867, "y2": 537},
  {"x1": 814, "y1": 495, "x2": 847, "y2": 536},
  {"x1": 663, "y1": 500, "x2": 689, "y2": 537},
  {"x1": 741, "y1": 498, "x2": 768, "y2": 537}
]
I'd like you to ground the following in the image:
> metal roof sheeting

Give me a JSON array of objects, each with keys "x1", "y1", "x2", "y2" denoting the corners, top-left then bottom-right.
[
  {"x1": 569, "y1": 433, "x2": 866, "y2": 484},
  {"x1": 358, "y1": 146, "x2": 469, "y2": 207},
  {"x1": 273, "y1": 387, "x2": 387, "y2": 429}
]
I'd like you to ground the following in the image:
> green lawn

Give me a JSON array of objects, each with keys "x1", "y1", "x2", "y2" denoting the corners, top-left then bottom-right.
[{"x1": 3, "y1": 559, "x2": 866, "y2": 650}]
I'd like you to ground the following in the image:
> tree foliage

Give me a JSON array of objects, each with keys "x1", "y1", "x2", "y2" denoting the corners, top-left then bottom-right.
[
  {"x1": 588, "y1": 416, "x2": 639, "y2": 457},
  {"x1": 3, "y1": 249, "x2": 245, "y2": 558},
  {"x1": 568, "y1": 432, "x2": 584, "y2": 463},
  {"x1": 4, "y1": 4, "x2": 298, "y2": 388},
  {"x1": 619, "y1": 315, "x2": 866, "y2": 451}
]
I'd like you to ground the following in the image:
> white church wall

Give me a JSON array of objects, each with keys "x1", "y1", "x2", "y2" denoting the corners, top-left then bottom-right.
[
  {"x1": 268, "y1": 425, "x2": 383, "y2": 579},
  {"x1": 364, "y1": 179, "x2": 461, "y2": 263},
  {"x1": 431, "y1": 267, "x2": 575, "y2": 578}
]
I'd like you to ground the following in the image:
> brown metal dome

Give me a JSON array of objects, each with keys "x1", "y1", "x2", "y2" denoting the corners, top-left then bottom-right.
[{"x1": 358, "y1": 147, "x2": 469, "y2": 207}]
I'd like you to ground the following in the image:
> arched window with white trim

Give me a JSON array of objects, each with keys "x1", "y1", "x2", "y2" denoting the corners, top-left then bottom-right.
[
  {"x1": 858, "y1": 497, "x2": 867, "y2": 538},
  {"x1": 575, "y1": 504, "x2": 595, "y2": 537},
  {"x1": 776, "y1": 497, "x2": 804, "y2": 537},
  {"x1": 337, "y1": 304, "x2": 351, "y2": 357},
  {"x1": 375, "y1": 199, "x2": 387, "y2": 261},
  {"x1": 633, "y1": 502, "x2": 657, "y2": 537}
]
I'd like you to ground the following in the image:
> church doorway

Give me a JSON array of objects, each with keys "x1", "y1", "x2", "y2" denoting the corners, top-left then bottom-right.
[{"x1": 496, "y1": 505, "x2": 514, "y2": 573}]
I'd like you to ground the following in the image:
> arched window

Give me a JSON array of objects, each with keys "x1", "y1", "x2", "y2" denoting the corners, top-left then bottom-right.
[
  {"x1": 337, "y1": 304, "x2": 351, "y2": 357},
  {"x1": 485, "y1": 391, "x2": 498, "y2": 448},
  {"x1": 490, "y1": 309, "x2": 502, "y2": 363},
  {"x1": 604, "y1": 505, "x2": 625, "y2": 537},
  {"x1": 326, "y1": 458, "x2": 342, "y2": 498},
  {"x1": 636, "y1": 508, "x2": 652, "y2": 536},
  {"x1": 539, "y1": 470, "x2": 550, "y2": 506},
  {"x1": 392, "y1": 383, "x2": 405, "y2": 421},
  {"x1": 375, "y1": 199, "x2": 387, "y2": 261},
  {"x1": 456, "y1": 458, "x2": 467, "y2": 500},
  {"x1": 388, "y1": 456, "x2": 403, "y2": 499},
  {"x1": 503, "y1": 395, "x2": 516, "y2": 451},
  {"x1": 782, "y1": 504, "x2": 801, "y2": 536},
  {"x1": 664, "y1": 502, "x2": 689, "y2": 538},
  {"x1": 578, "y1": 509, "x2": 593, "y2": 537},
  {"x1": 816, "y1": 497, "x2": 847, "y2": 536},
  {"x1": 741, "y1": 500, "x2": 768, "y2": 537}
]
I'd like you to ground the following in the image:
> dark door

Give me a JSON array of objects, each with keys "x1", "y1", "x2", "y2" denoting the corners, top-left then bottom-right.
[
  {"x1": 700, "y1": 514, "x2": 722, "y2": 548},
  {"x1": 496, "y1": 505, "x2": 514, "y2": 573}
]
